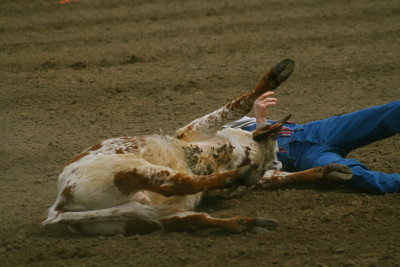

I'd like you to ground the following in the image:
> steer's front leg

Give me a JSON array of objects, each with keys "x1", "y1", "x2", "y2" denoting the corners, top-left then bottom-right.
[
  {"x1": 175, "y1": 58, "x2": 295, "y2": 141},
  {"x1": 114, "y1": 162, "x2": 261, "y2": 197},
  {"x1": 257, "y1": 164, "x2": 352, "y2": 188}
]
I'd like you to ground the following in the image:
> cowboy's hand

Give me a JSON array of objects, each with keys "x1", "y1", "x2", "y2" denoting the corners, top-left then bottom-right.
[{"x1": 254, "y1": 92, "x2": 277, "y2": 123}]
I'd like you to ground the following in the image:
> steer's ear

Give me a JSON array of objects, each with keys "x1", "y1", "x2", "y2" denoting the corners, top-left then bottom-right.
[{"x1": 252, "y1": 114, "x2": 291, "y2": 142}]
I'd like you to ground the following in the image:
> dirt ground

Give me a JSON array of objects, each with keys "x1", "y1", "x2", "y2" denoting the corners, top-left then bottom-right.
[{"x1": 1, "y1": 0, "x2": 399, "y2": 266}]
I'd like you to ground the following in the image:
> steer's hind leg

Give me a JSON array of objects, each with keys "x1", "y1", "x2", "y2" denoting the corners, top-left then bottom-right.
[
  {"x1": 258, "y1": 164, "x2": 353, "y2": 188},
  {"x1": 43, "y1": 201, "x2": 179, "y2": 225},
  {"x1": 160, "y1": 211, "x2": 278, "y2": 233},
  {"x1": 42, "y1": 201, "x2": 183, "y2": 235},
  {"x1": 175, "y1": 59, "x2": 295, "y2": 141}
]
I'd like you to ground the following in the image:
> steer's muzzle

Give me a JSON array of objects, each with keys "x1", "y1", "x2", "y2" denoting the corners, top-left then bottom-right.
[{"x1": 252, "y1": 114, "x2": 292, "y2": 142}]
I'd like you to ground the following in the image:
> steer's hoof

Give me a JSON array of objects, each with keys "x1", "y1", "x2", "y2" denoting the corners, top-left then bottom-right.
[
  {"x1": 268, "y1": 58, "x2": 295, "y2": 88},
  {"x1": 236, "y1": 164, "x2": 262, "y2": 186},
  {"x1": 255, "y1": 217, "x2": 278, "y2": 230},
  {"x1": 252, "y1": 217, "x2": 278, "y2": 233},
  {"x1": 326, "y1": 164, "x2": 353, "y2": 182}
]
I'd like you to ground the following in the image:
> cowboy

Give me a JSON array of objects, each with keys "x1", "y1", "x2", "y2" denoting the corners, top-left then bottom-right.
[{"x1": 228, "y1": 92, "x2": 400, "y2": 194}]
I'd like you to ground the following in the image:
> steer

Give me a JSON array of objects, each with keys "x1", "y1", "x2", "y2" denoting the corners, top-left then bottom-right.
[{"x1": 42, "y1": 59, "x2": 352, "y2": 235}]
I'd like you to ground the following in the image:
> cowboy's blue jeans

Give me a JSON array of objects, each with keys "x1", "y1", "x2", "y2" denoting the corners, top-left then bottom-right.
[{"x1": 244, "y1": 101, "x2": 400, "y2": 194}]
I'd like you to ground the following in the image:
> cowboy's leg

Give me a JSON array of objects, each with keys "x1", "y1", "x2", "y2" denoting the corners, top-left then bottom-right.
[
  {"x1": 302, "y1": 101, "x2": 400, "y2": 154},
  {"x1": 300, "y1": 149, "x2": 400, "y2": 194}
]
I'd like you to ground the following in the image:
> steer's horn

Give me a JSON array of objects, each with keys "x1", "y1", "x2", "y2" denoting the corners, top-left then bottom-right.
[
  {"x1": 276, "y1": 113, "x2": 292, "y2": 124},
  {"x1": 252, "y1": 114, "x2": 292, "y2": 142}
]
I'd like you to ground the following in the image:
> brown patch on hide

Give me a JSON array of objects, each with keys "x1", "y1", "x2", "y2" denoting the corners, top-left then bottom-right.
[
  {"x1": 216, "y1": 143, "x2": 233, "y2": 156},
  {"x1": 183, "y1": 145, "x2": 204, "y2": 174},
  {"x1": 61, "y1": 185, "x2": 75, "y2": 199},
  {"x1": 129, "y1": 144, "x2": 139, "y2": 150},
  {"x1": 114, "y1": 168, "x2": 173, "y2": 195},
  {"x1": 115, "y1": 149, "x2": 125, "y2": 154},
  {"x1": 176, "y1": 125, "x2": 193, "y2": 139},
  {"x1": 114, "y1": 169, "x2": 145, "y2": 195},
  {"x1": 259, "y1": 174, "x2": 287, "y2": 187},
  {"x1": 225, "y1": 93, "x2": 253, "y2": 112},
  {"x1": 219, "y1": 109, "x2": 229, "y2": 119},
  {"x1": 114, "y1": 167, "x2": 242, "y2": 197},
  {"x1": 239, "y1": 146, "x2": 252, "y2": 167},
  {"x1": 66, "y1": 141, "x2": 102, "y2": 165},
  {"x1": 123, "y1": 137, "x2": 142, "y2": 153},
  {"x1": 184, "y1": 144, "x2": 235, "y2": 175},
  {"x1": 160, "y1": 169, "x2": 241, "y2": 197},
  {"x1": 212, "y1": 143, "x2": 234, "y2": 166},
  {"x1": 88, "y1": 143, "x2": 102, "y2": 151},
  {"x1": 158, "y1": 170, "x2": 171, "y2": 176},
  {"x1": 67, "y1": 151, "x2": 89, "y2": 164},
  {"x1": 111, "y1": 137, "x2": 144, "y2": 153},
  {"x1": 55, "y1": 184, "x2": 76, "y2": 211}
]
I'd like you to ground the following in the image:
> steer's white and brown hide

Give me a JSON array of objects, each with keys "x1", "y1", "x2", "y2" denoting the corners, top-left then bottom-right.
[{"x1": 42, "y1": 59, "x2": 352, "y2": 235}]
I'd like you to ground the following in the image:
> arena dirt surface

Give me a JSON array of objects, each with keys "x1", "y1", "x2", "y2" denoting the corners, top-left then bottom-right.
[{"x1": 1, "y1": 0, "x2": 400, "y2": 266}]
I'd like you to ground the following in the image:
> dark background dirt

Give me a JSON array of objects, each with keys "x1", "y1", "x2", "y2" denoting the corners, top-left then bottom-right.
[{"x1": 1, "y1": 0, "x2": 399, "y2": 266}]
